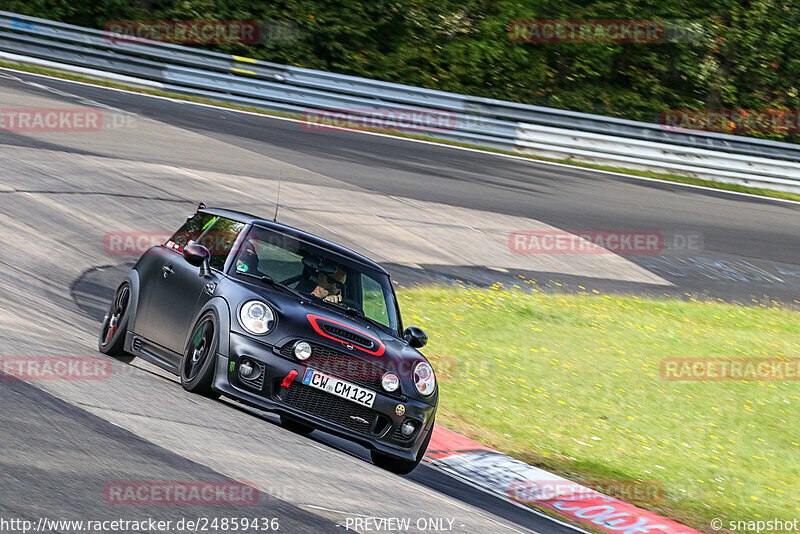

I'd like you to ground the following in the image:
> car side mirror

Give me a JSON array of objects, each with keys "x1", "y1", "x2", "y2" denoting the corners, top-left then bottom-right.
[
  {"x1": 403, "y1": 326, "x2": 428, "y2": 348},
  {"x1": 183, "y1": 244, "x2": 211, "y2": 277}
]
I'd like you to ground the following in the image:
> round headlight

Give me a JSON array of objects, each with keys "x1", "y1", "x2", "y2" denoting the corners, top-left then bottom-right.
[
  {"x1": 294, "y1": 341, "x2": 312, "y2": 361},
  {"x1": 381, "y1": 372, "x2": 400, "y2": 392},
  {"x1": 413, "y1": 362, "x2": 436, "y2": 396},
  {"x1": 238, "y1": 300, "x2": 274, "y2": 335}
]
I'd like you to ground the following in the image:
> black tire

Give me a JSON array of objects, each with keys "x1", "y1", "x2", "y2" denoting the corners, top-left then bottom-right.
[
  {"x1": 279, "y1": 415, "x2": 315, "y2": 435},
  {"x1": 371, "y1": 418, "x2": 434, "y2": 475},
  {"x1": 180, "y1": 312, "x2": 220, "y2": 399},
  {"x1": 98, "y1": 283, "x2": 135, "y2": 362}
]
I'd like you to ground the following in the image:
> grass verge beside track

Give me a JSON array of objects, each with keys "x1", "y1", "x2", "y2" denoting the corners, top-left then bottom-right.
[
  {"x1": 398, "y1": 285, "x2": 800, "y2": 532},
  {"x1": 2, "y1": 59, "x2": 800, "y2": 204}
]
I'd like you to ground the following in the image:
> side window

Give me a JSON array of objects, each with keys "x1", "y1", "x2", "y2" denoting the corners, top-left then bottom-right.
[
  {"x1": 166, "y1": 214, "x2": 245, "y2": 271},
  {"x1": 200, "y1": 218, "x2": 246, "y2": 270},
  {"x1": 166, "y1": 213, "x2": 216, "y2": 251},
  {"x1": 361, "y1": 275, "x2": 390, "y2": 327}
]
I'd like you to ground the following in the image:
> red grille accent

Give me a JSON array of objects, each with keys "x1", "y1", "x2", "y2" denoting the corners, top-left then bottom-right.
[{"x1": 306, "y1": 314, "x2": 385, "y2": 356}]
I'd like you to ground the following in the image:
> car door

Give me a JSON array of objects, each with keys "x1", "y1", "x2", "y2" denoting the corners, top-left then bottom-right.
[
  {"x1": 138, "y1": 213, "x2": 244, "y2": 359},
  {"x1": 146, "y1": 252, "x2": 212, "y2": 357},
  {"x1": 134, "y1": 212, "x2": 215, "y2": 352}
]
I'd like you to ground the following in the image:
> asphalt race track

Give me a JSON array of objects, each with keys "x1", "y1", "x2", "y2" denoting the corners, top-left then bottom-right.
[{"x1": 1, "y1": 67, "x2": 799, "y2": 533}]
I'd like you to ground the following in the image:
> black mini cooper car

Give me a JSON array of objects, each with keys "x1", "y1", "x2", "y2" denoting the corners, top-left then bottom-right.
[{"x1": 99, "y1": 206, "x2": 437, "y2": 474}]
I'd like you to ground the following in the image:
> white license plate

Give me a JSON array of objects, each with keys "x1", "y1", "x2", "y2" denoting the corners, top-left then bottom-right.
[{"x1": 302, "y1": 368, "x2": 376, "y2": 408}]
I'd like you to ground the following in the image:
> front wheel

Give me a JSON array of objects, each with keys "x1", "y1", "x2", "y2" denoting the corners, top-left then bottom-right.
[
  {"x1": 371, "y1": 419, "x2": 434, "y2": 475},
  {"x1": 180, "y1": 312, "x2": 220, "y2": 399},
  {"x1": 98, "y1": 283, "x2": 134, "y2": 362}
]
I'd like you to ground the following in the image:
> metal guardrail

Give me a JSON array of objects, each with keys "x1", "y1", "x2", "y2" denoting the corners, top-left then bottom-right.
[
  {"x1": 1, "y1": 10, "x2": 800, "y2": 192},
  {"x1": 0, "y1": 11, "x2": 521, "y2": 149},
  {"x1": 516, "y1": 124, "x2": 800, "y2": 193}
]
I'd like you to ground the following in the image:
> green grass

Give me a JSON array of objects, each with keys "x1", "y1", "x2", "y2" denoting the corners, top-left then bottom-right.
[
  {"x1": 2, "y1": 58, "x2": 800, "y2": 204},
  {"x1": 398, "y1": 285, "x2": 800, "y2": 532}
]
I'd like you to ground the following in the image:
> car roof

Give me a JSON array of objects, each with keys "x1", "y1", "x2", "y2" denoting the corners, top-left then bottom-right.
[{"x1": 199, "y1": 207, "x2": 389, "y2": 275}]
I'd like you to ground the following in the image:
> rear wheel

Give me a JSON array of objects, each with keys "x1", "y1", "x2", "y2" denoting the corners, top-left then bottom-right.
[
  {"x1": 98, "y1": 283, "x2": 134, "y2": 362},
  {"x1": 371, "y1": 419, "x2": 434, "y2": 475},
  {"x1": 180, "y1": 312, "x2": 220, "y2": 399},
  {"x1": 280, "y1": 415, "x2": 314, "y2": 435}
]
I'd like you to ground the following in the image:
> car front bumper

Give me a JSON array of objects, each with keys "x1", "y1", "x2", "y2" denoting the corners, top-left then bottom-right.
[{"x1": 212, "y1": 333, "x2": 437, "y2": 461}]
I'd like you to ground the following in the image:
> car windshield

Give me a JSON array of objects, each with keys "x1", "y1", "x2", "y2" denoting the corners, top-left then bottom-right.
[{"x1": 229, "y1": 226, "x2": 400, "y2": 333}]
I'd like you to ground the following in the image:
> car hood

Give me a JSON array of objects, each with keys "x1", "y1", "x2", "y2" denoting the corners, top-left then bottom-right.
[{"x1": 230, "y1": 280, "x2": 432, "y2": 382}]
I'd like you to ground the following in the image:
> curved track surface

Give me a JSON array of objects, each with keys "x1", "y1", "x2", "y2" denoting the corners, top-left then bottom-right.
[{"x1": 1, "y1": 68, "x2": 799, "y2": 533}]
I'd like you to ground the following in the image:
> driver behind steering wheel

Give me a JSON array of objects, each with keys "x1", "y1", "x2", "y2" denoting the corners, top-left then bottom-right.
[{"x1": 312, "y1": 265, "x2": 347, "y2": 303}]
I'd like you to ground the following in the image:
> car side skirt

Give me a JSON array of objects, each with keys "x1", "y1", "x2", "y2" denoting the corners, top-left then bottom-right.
[{"x1": 125, "y1": 331, "x2": 180, "y2": 374}]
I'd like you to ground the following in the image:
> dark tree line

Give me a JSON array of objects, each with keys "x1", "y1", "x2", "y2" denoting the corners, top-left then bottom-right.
[{"x1": 3, "y1": 0, "x2": 799, "y2": 141}]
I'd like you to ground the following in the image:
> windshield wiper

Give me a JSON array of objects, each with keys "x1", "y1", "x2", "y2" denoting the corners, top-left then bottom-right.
[{"x1": 233, "y1": 270, "x2": 306, "y2": 300}]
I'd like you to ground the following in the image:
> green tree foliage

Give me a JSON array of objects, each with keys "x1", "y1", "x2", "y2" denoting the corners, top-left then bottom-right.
[{"x1": 3, "y1": 0, "x2": 799, "y2": 141}]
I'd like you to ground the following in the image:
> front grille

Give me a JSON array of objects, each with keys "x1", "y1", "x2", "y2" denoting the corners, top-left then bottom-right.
[
  {"x1": 280, "y1": 342, "x2": 385, "y2": 390},
  {"x1": 320, "y1": 323, "x2": 376, "y2": 350},
  {"x1": 282, "y1": 382, "x2": 387, "y2": 435}
]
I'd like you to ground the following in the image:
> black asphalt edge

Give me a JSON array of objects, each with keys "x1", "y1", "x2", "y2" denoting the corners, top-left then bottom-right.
[{"x1": 0, "y1": 376, "x2": 351, "y2": 533}]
